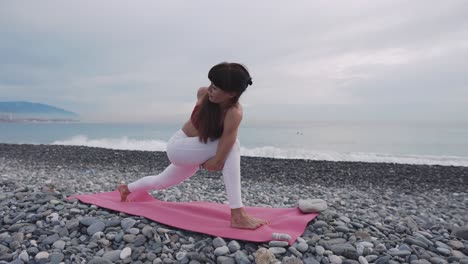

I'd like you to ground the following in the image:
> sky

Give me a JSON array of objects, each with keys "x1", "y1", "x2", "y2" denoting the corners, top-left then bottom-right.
[{"x1": 1, "y1": 0, "x2": 467, "y2": 124}]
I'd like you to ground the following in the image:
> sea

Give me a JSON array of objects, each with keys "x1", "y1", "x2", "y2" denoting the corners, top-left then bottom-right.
[{"x1": 1, "y1": 121, "x2": 468, "y2": 167}]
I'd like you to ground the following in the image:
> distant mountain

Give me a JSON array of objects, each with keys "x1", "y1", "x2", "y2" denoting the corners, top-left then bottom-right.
[{"x1": 0, "y1": 101, "x2": 79, "y2": 122}]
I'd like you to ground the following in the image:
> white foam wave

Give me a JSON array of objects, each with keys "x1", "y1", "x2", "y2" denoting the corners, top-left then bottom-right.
[
  {"x1": 51, "y1": 136, "x2": 468, "y2": 167},
  {"x1": 240, "y1": 146, "x2": 468, "y2": 167},
  {"x1": 52, "y1": 135, "x2": 167, "y2": 152}
]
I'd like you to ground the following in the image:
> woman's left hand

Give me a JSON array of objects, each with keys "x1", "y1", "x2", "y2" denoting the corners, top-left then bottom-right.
[{"x1": 202, "y1": 157, "x2": 224, "y2": 171}]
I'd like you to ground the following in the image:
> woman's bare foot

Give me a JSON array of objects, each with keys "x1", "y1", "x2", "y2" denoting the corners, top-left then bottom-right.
[
  {"x1": 117, "y1": 184, "x2": 131, "y2": 202},
  {"x1": 231, "y1": 207, "x2": 269, "y2": 229}
]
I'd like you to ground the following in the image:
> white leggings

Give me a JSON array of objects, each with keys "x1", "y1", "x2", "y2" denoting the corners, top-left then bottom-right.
[{"x1": 128, "y1": 129, "x2": 243, "y2": 208}]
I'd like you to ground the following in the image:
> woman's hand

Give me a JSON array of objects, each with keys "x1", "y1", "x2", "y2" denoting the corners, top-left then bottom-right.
[{"x1": 202, "y1": 157, "x2": 224, "y2": 171}]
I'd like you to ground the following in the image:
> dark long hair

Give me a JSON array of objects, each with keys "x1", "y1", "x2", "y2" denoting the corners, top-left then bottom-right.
[{"x1": 194, "y1": 62, "x2": 252, "y2": 143}]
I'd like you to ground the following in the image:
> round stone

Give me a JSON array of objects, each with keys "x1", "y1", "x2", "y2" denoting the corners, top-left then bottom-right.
[
  {"x1": 329, "y1": 255, "x2": 342, "y2": 264},
  {"x1": 358, "y1": 256, "x2": 369, "y2": 264},
  {"x1": 296, "y1": 242, "x2": 309, "y2": 253},
  {"x1": 228, "y1": 240, "x2": 241, "y2": 252},
  {"x1": 213, "y1": 237, "x2": 227, "y2": 248},
  {"x1": 79, "y1": 217, "x2": 99, "y2": 226},
  {"x1": 269, "y1": 247, "x2": 287, "y2": 254},
  {"x1": 121, "y1": 218, "x2": 136, "y2": 230},
  {"x1": 436, "y1": 247, "x2": 451, "y2": 255},
  {"x1": 102, "y1": 250, "x2": 121, "y2": 262},
  {"x1": 35, "y1": 251, "x2": 49, "y2": 261},
  {"x1": 214, "y1": 246, "x2": 230, "y2": 256},
  {"x1": 49, "y1": 252, "x2": 64, "y2": 264},
  {"x1": 120, "y1": 247, "x2": 131, "y2": 259},
  {"x1": 87, "y1": 221, "x2": 105, "y2": 236},
  {"x1": 316, "y1": 245, "x2": 325, "y2": 255},
  {"x1": 269, "y1": 241, "x2": 289, "y2": 247},
  {"x1": 52, "y1": 240, "x2": 66, "y2": 250}
]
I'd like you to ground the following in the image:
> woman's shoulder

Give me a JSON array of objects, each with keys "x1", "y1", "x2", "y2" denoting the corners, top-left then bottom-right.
[
  {"x1": 226, "y1": 103, "x2": 243, "y2": 119},
  {"x1": 197, "y1": 87, "x2": 208, "y2": 100}
]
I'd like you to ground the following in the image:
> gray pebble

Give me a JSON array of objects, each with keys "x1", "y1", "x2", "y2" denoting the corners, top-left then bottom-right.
[
  {"x1": 269, "y1": 247, "x2": 287, "y2": 254},
  {"x1": 228, "y1": 240, "x2": 241, "y2": 252},
  {"x1": 214, "y1": 246, "x2": 230, "y2": 256},
  {"x1": 436, "y1": 247, "x2": 451, "y2": 255},
  {"x1": 358, "y1": 256, "x2": 368, "y2": 264},
  {"x1": 87, "y1": 221, "x2": 105, "y2": 235},
  {"x1": 102, "y1": 250, "x2": 122, "y2": 262},
  {"x1": 217, "y1": 256, "x2": 236, "y2": 264},
  {"x1": 269, "y1": 241, "x2": 289, "y2": 247},
  {"x1": 296, "y1": 242, "x2": 309, "y2": 253},
  {"x1": 49, "y1": 252, "x2": 64, "y2": 264},
  {"x1": 42, "y1": 234, "x2": 60, "y2": 245},
  {"x1": 213, "y1": 237, "x2": 227, "y2": 248},
  {"x1": 80, "y1": 217, "x2": 99, "y2": 226},
  {"x1": 88, "y1": 257, "x2": 113, "y2": 264},
  {"x1": 289, "y1": 246, "x2": 303, "y2": 258},
  {"x1": 121, "y1": 218, "x2": 137, "y2": 230}
]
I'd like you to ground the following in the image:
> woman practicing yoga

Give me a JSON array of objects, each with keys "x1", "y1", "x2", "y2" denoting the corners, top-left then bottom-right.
[{"x1": 118, "y1": 62, "x2": 269, "y2": 229}]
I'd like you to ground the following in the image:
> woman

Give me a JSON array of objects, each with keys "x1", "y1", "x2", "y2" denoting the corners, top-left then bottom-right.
[{"x1": 118, "y1": 62, "x2": 268, "y2": 229}]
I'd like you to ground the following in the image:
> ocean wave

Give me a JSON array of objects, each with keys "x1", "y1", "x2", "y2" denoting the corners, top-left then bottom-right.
[
  {"x1": 52, "y1": 135, "x2": 167, "y2": 152},
  {"x1": 51, "y1": 136, "x2": 468, "y2": 167},
  {"x1": 240, "y1": 146, "x2": 468, "y2": 167}
]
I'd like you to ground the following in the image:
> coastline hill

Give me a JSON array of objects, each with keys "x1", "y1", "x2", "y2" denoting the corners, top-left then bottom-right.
[{"x1": 0, "y1": 101, "x2": 79, "y2": 122}]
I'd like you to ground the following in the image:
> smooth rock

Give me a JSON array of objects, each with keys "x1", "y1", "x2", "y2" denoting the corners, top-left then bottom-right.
[
  {"x1": 296, "y1": 242, "x2": 309, "y2": 253},
  {"x1": 42, "y1": 233, "x2": 60, "y2": 245},
  {"x1": 298, "y1": 199, "x2": 328, "y2": 213},
  {"x1": 329, "y1": 255, "x2": 342, "y2": 264},
  {"x1": 303, "y1": 257, "x2": 320, "y2": 264},
  {"x1": 436, "y1": 247, "x2": 451, "y2": 255},
  {"x1": 447, "y1": 240, "x2": 465, "y2": 250},
  {"x1": 375, "y1": 256, "x2": 390, "y2": 264},
  {"x1": 358, "y1": 256, "x2": 368, "y2": 264},
  {"x1": 120, "y1": 247, "x2": 132, "y2": 259},
  {"x1": 429, "y1": 257, "x2": 448, "y2": 264},
  {"x1": 176, "y1": 252, "x2": 190, "y2": 263},
  {"x1": 121, "y1": 218, "x2": 136, "y2": 230},
  {"x1": 213, "y1": 237, "x2": 227, "y2": 248},
  {"x1": 255, "y1": 248, "x2": 277, "y2": 264},
  {"x1": 217, "y1": 256, "x2": 235, "y2": 264},
  {"x1": 35, "y1": 251, "x2": 49, "y2": 261},
  {"x1": 228, "y1": 240, "x2": 241, "y2": 252},
  {"x1": 80, "y1": 217, "x2": 99, "y2": 226},
  {"x1": 214, "y1": 246, "x2": 230, "y2": 256},
  {"x1": 365, "y1": 255, "x2": 379, "y2": 263},
  {"x1": 102, "y1": 250, "x2": 121, "y2": 262},
  {"x1": 269, "y1": 241, "x2": 289, "y2": 247},
  {"x1": 329, "y1": 244, "x2": 356, "y2": 255},
  {"x1": 389, "y1": 250, "x2": 411, "y2": 257},
  {"x1": 87, "y1": 221, "x2": 105, "y2": 236},
  {"x1": 452, "y1": 227, "x2": 468, "y2": 240},
  {"x1": 233, "y1": 250, "x2": 251, "y2": 264},
  {"x1": 283, "y1": 257, "x2": 304, "y2": 264},
  {"x1": 19, "y1": 251, "x2": 29, "y2": 263},
  {"x1": 49, "y1": 252, "x2": 64, "y2": 264},
  {"x1": 269, "y1": 247, "x2": 287, "y2": 254},
  {"x1": 316, "y1": 245, "x2": 325, "y2": 256},
  {"x1": 404, "y1": 238, "x2": 428, "y2": 249},
  {"x1": 88, "y1": 257, "x2": 113, "y2": 264},
  {"x1": 452, "y1": 250, "x2": 467, "y2": 259},
  {"x1": 411, "y1": 260, "x2": 431, "y2": 264},
  {"x1": 52, "y1": 240, "x2": 66, "y2": 250}
]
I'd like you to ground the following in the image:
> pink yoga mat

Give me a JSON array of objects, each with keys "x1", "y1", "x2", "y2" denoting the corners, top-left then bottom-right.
[{"x1": 68, "y1": 191, "x2": 318, "y2": 245}]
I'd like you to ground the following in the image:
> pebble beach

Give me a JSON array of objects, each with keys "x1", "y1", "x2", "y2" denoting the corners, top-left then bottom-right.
[{"x1": 0, "y1": 143, "x2": 467, "y2": 264}]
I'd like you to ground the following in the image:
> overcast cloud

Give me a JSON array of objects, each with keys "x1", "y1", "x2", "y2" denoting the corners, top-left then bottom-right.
[{"x1": 1, "y1": 0, "x2": 467, "y2": 123}]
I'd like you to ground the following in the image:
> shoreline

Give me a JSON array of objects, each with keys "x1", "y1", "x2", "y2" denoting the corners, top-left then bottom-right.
[
  {"x1": 1, "y1": 143, "x2": 467, "y2": 193},
  {"x1": 1, "y1": 143, "x2": 467, "y2": 263}
]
